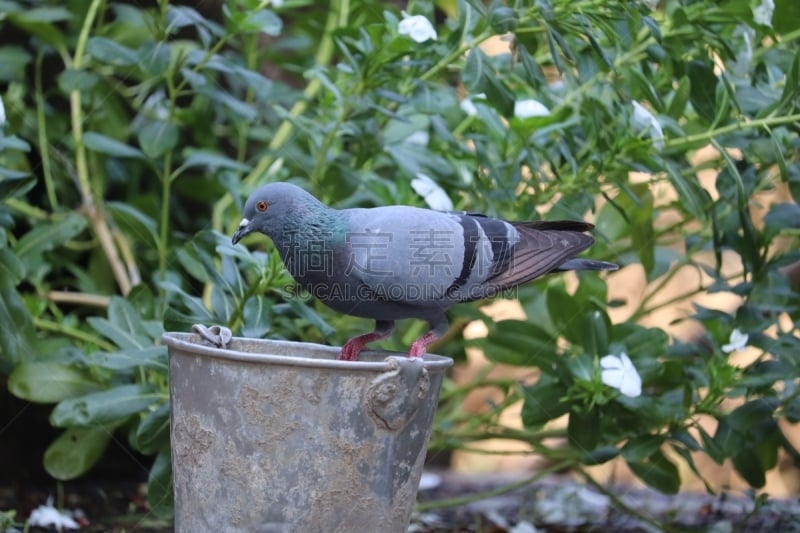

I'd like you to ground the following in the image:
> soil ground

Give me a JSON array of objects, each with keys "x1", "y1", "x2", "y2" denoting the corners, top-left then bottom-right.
[{"x1": 4, "y1": 472, "x2": 800, "y2": 532}]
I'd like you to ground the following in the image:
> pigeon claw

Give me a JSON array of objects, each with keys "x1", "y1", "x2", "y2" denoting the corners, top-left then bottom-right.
[
  {"x1": 407, "y1": 331, "x2": 439, "y2": 358},
  {"x1": 339, "y1": 342, "x2": 362, "y2": 361}
]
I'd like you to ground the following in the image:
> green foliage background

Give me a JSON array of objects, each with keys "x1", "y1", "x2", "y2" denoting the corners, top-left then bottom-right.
[{"x1": 1, "y1": 0, "x2": 799, "y2": 522}]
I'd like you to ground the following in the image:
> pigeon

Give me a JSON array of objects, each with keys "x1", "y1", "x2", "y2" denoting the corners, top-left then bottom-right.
[{"x1": 232, "y1": 182, "x2": 617, "y2": 361}]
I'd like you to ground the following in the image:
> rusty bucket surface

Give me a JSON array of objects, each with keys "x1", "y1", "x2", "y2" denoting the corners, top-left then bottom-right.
[{"x1": 162, "y1": 332, "x2": 453, "y2": 533}]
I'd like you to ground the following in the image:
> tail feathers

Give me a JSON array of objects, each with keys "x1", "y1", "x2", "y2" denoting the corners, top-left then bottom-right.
[{"x1": 557, "y1": 258, "x2": 619, "y2": 272}]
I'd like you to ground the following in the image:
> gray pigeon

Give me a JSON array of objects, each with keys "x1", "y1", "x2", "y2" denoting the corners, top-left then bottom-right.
[{"x1": 232, "y1": 182, "x2": 617, "y2": 360}]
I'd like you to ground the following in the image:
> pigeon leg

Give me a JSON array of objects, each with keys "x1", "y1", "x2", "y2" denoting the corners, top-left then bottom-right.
[
  {"x1": 339, "y1": 320, "x2": 395, "y2": 361},
  {"x1": 408, "y1": 316, "x2": 448, "y2": 358}
]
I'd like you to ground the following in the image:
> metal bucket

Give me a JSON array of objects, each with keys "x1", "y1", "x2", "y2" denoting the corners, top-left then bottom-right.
[{"x1": 162, "y1": 331, "x2": 453, "y2": 533}]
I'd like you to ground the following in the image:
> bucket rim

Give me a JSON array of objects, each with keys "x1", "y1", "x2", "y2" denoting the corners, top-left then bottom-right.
[{"x1": 161, "y1": 331, "x2": 454, "y2": 370}]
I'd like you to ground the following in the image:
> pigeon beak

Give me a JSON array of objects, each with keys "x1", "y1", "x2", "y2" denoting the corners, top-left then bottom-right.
[{"x1": 231, "y1": 218, "x2": 251, "y2": 245}]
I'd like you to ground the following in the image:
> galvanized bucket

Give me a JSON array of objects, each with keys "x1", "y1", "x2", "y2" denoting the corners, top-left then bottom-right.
[{"x1": 162, "y1": 331, "x2": 453, "y2": 533}]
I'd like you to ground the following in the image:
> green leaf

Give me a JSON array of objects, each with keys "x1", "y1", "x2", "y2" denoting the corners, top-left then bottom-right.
[
  {"x1": 51, "y1": 384, "x2": 161, "y2": 427},
  {"x1": 463, "y1": 46, "x2": 491, "y2": 93},
  {"x1": 0, "y1": 286, "x2": 36, "y2": 366},
  {"x1": 87, "y1": 316, "x2": 149, "y2": 351},
  {"x1": 108, "y1": 295, "x2": 148, "y2": 336},
  {"x1": 57, "y1": 68, "x2": 99, "y2": 92},
  {"x1": 6, "y1": 10, "x2": 68, "y2": 50},
  {"x1": 134, "y1": 402, "x2": 170, "y2": 454},
  {"x1": 0, "y1": 248, "x2": 25, "y2": 288},
  {"x1": 167, "y1": 5, "x2": 224, "y2": 44},
  {"x1": 726, "y1": 398, "x2": 779, "y2": 433},
  {"x1": 86, "y1": 37, "x2": 138, "y2": 66},
  {"x1": 731, "y1": 448, "x2": 766, "y2": 488},
  {"x1": 9, "y1": 6, "x2": 71, "y2": 22},
  {"x1": 8, "y1": 362, "x2": 102, "y2": 403},
  {"x1": 108, "y1": 202, "x2": 159, "y2": 249},
  {"x1": 83, "y1": 131, "x2": 144, "y2": 158},
  {"x1": 44, "y1": 427, "x2": 112, "y2": 480},
  {"x1": 242, "y1": 295, "x2": 272, "y2": 338},
  {"x1": 164, "y1": 306, "x2": 213, "y2": 332},
  {"x1": 582, "y1": 446, "x2": 620, "y2": 465},
  {"x1": 763, "y1": 203, "x2": 800, "y2": 236},
  {"x1": 138, "y1": 41, "x2": 171, "y2": 76},
  {"x1": 627, "y1": 450, "x2": 680, "y2": 493},
  {"x1": 92, "y1": 347, "x2": 167, "y2": 371},
  {"x1": 13, "y1": 212, "x2": 87, "y2": 263},
  {"x1": 0, "y1": 44, "x2": 32, "y2": 81},
  {"x1": 622, "y1": 434, "x2": 665, "y2": 462},
  {"x1": 482, "y1": 319, "x2": 559, "y2": 367},
  {"x1": 521, "y1": 377, "x2": 569, "y2": 427},
  {"x1": 687, "y1": 60, "x2": 718, "y2": 123},
  {"x1": 488, "y1": 6, "x2": 518, "y2": 33},
  {"x1": 666, "y1": 76, "x2": 691, "y2": 119},
  {"x1": 0, "y1": 136, "x2": 31, "y2": 152},
  {"x1": 147, "y1": 449, "x2": 174, "y2": 519},
  {"x1": 0, "y1": 174, "x2": 35, "y2": 200},
  {"x1": 138, "y1": 121, "x2": 179, "y2": 159},
  {"x1": 229, "y1": 7, "x2": 282, "y2": 36},
  {"x1": 610, "y1": 323, "x2": 668, "y2": 359},
  {"x1": 670, "y1": 443, "x2": 714, "y2": 493},
  {"x1": 568, "y1": 409, "x2": 601, "y2": 454},
  {"x1": 664, "y1": 161, "x2": 709, "y2": 220},
  {"x1": 178, "y1": 149, "x2": 250, "y2": 173},
  {"x1": 581, "y1": 310, "x2": 609, "y2": 357}
]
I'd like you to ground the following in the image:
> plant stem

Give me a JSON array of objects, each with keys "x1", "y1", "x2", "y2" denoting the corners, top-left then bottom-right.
[
  {"x1": 415, "y1": 458, "x2": 575, "y2": 511},
  {"x1": 158, "y1": 150, "x2": 173, "y2": 283},
  {"x1": 667, "y1": 113, "x2": 800, "y2": 150},
  {"x1": 47, "y1": 291, "x2": 111, "y2": 308},
  {"x1": 577, "y1": 466, "x2": 679, "y2": 532},
  {"x1": 33, "y1": 317, "x2": 115, "y2": 351},
  {"x1": 69, "y1": 0, "x2": 132, "y2": 295}
]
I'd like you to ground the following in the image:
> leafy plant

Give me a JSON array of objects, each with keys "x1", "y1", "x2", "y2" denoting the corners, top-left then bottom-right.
[{"x1": 0, "y1": 0, "x2": 798, "y2": 525}]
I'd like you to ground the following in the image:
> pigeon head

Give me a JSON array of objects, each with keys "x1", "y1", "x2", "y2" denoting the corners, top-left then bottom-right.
[{"x1": 232, "y1": 182, "x2": 324, "y2": 245}]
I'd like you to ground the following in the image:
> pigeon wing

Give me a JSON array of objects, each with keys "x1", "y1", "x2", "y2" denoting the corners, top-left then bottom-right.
[{"x1": 475, "y1": 220, "x2": 596, "y2": 297}]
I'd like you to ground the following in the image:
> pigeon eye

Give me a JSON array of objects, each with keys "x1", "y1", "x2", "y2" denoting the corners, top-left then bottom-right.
[{"x1": 256, "y1": 200, "x2": 268, "y2": 212}]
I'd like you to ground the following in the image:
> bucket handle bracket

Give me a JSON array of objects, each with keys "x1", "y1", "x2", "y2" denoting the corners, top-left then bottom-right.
[{"x1": 367, "y1": 356, "x2": 430, "y2": 431}]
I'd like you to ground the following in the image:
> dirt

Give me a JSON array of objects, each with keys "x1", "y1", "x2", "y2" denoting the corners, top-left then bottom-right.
[{"x1": 5, "y1": 472, "x2": 800, "y2": 532}]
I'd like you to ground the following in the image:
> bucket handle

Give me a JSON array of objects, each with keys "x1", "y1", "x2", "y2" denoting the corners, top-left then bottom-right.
[
  {"x1": 367, "y1": 357, "x2": 430, "y2": 431},
  {"x1": 191, "y1": 324, "x2": 233, "y2": 348}
]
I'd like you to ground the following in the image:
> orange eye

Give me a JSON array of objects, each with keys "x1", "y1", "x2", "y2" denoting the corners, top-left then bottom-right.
[{"x1": 256, "y1": 200, "x2": 268, "y2": 212}]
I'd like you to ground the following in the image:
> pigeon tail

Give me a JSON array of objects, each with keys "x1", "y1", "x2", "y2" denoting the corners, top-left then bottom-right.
[{"x1": 556, "y1": 258, "x2": 619, "y2": 272}]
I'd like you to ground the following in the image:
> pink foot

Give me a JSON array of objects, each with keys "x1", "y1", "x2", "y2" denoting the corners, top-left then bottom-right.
[
  {"x1": 339, "y1": 336, "x2": 368, "y2": 361},
  {"x1": 408, "y1": 331, "x2": 440, "y2": 358},
  {"x1": 338, "y1": 325, "x2": 394, "y2": 361}
]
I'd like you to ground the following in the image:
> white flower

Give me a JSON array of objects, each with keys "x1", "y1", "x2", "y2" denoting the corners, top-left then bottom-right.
[
  {"x1": 398, "y1": 11, "x2": 437, "y2": 43},
  {"x1": 600, "y1": 352, "x2": 642, "y2": 398},
  {"x1": 460, "y1": 93, "x2": 486, "y2": 117},
  {"x1": 631, "y1": 101, "x2": 664, "y2": 150},
  {"x1": 460, "y1": 98, "x2": 478, "y2": 117},
  {"x1": 271, "y1": 0, "x2": 284, "y2": 6},
  {"x1": 730, "y1": 25, "x2": 755, "y2": 76},
  {"x1": 753, "y1": 0, "x2": 774, "y2": 27},
  {"x1": 0, "y1": 95, "x2": 6, "y2": 127},
  {"x1": 513, "y1": 99, "x2": 550, "y2": 119},
  {"x1": 29, "y1": 497, "x2": 80, "y2": 530},
  {"x1": 642, "y1": 0, "x2": 660, "y2": 9},
  {"x1": 411, "y1": 173, "x2": 454, "y2": 211},
  {"x1": 722, "y1": 328, "x2": 749, "y2": 353}
]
